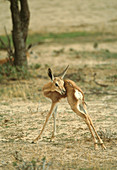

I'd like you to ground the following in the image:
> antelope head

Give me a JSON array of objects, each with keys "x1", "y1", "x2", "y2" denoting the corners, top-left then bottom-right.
[{"x1": 48, "y1": 65, "x2": 69, "y2": 95}]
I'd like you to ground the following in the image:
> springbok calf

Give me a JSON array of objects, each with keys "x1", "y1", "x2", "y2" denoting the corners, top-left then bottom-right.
[{"x1": 32, "y1": 66, "x2": 106, "y2": 150}]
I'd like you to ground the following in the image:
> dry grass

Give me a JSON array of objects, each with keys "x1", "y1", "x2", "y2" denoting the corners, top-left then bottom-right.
[
  {"x1": 0, "y1": 62, "x2": 117, "y2": 169},
  {"x1": 0, "y1": 46, "x2": 117, "y2": 169},
  {"x1": 0, "y1": 98, "x2": 117, "y2": 169},
  {"x1": 0, "y1": 0, "x2": 117, "y2": 168}
]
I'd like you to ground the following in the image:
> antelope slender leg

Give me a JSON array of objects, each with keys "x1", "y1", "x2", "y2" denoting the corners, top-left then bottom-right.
[
  {"x1": 88, "y1": 116, "x2": 106, "y2": 149},
  {"x1": 84, "y1": 116, "x2": 98, "y2": 150},
  {"x1": 73, "y1": 109, "x2": 98, "y2": 150},
  {"x1": 32, "y1": 102, "x2": 56, "y2": 143},
  {"x1": 51, "y1": 105, "x2": 58, "y2": 140}
]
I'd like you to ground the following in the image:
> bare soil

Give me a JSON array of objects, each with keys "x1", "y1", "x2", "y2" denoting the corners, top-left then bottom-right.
[
  {"x1": 1, "y1": 0, "x2": 117, "y2": 34},
  {"x1": 0, "y1": 0, "x2": 117, "y2": 169}
]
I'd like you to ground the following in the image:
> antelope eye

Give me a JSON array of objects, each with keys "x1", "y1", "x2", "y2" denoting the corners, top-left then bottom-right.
[{"x1": 55, "y1": 83, "x2": 58, "y2": 87}]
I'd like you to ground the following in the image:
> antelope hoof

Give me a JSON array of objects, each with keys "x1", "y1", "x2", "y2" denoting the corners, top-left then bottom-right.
[
  {"x1": 101, "y1": 143, "x2": 106, "y2": 150},
  {"x1": 31, "y1": 139, "x2": 37, "y2": 144},
  {"x1": 31, "y1": 137, "x2": 40, "y2": 144},
  {"x1": 94, "y1": 143, "x2": 98, "y2": 150},
  {"x1": 50, "y1": 134, "x2": 55, "y2": 141}
]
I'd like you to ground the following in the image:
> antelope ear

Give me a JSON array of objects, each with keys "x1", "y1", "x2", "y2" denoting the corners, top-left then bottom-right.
[
  {"x1": 61, "y1": 65, "x2": 69, "y2": 79},
  {"x1": 48, "y1": 68, "x2": 54, "y2": 81}
]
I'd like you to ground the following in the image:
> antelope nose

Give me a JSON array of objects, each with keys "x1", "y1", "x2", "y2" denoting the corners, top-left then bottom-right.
[{"x1": 61, "y1": 89, "x2": 66, "y2": 95}]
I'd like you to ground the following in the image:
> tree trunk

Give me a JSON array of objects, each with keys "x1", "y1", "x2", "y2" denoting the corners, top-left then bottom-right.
[
  {"x1": 20, "y1": 0, "x2": 30, "y2": 42},
  {"x1": 10, "y1": 0, "x2": 30, "y2": 67}
]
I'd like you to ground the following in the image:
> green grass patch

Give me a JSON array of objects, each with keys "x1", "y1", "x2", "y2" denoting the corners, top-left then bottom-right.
[
  {"x1": 0, "y1": 64, "x2": 32, "y2": 82},
  {"x1": 27, "y1": 31, "x2": 103, "y2": 44},
  {"x1": 27, "y1": 31, "x2": 117, "y2": 44},
  {"x1": 0, "y1": 34, "x2": 13, "y2": 49},
  {"x1": 107, "y1": 74, "x2": 117, "y2": 80},
  {"x1": 1, "y1": 31, "x2": 117, "y2": 49}
]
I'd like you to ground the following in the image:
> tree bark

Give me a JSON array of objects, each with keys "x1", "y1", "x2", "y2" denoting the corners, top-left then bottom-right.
[
  {"x1": 10, "y1": 0, "x2": 30, "y2": 67},
  {"x1": 20, "y1": 0, "x2": 30, "y2": 42}
]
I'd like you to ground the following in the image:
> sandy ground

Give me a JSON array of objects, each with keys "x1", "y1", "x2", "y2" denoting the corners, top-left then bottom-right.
[
  {"x1": 0, "y1": 0, "x2": 117, "y2": 169},
  {"x1": 0, "y1": 45, "x2": 117, "y2": 169},
  {"x1": 0, "y1": 90, "x2": 117, "y2": 169},
  {"x1": 0, "y1": 0, "x2": 117, "y2": 34}
]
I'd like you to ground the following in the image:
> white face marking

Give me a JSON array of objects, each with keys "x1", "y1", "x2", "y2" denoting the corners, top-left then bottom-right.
[{"x1": 74, "y1": 89, "x2": 83, "y2": 100}]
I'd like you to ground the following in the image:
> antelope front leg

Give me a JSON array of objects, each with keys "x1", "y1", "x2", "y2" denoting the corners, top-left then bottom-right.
[
  {"x1": 32, "y1": 102, "x2": 56, "y2": 143},
  {"x1": 51, "y1": 105, "x2": 58, "y2": 140}
]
